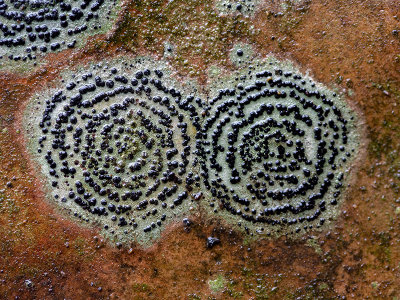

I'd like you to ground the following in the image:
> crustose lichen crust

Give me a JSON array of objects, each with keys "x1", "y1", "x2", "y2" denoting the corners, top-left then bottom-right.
[{"x1": 23, "y1": 54, "x2": 361, "y2": 247}]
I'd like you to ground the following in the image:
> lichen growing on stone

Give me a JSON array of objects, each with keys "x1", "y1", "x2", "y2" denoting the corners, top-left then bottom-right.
[
  {"x1": 0, "y1": 0, "x2": 121, "y2": 70},
  {"x1": 109, "y1": 0, "x2": 253, "y2": 80},
  {"x1": 23, "y1": 50, "x2": 361, "y2": 246},
  {"x1": 23, "y1": 57, "x2": 202, "y2": 246},
  {"x1": 208, "y1": 274, "x2": 226, "y2": 292},
  {"x1": 197, "y1": 52, "x2": 361, "y2": 238}
]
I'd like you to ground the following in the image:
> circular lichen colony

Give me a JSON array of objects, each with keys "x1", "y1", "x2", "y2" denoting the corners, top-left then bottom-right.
[
  {"x1": 24, "y1": 58, "x2": 203, "y2": 246},
  {"x1": 0, "y1": 0, "x2": 120, "y2": 69},
  {"x1": 198, "y1": 57, "x2": 360, "y2": 237}
]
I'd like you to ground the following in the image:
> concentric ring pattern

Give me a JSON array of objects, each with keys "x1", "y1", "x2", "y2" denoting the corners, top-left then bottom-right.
[
  {"x1": 24, "y1": 58, "x2": 203, "y2": 245},
  {"x1": 24, "y1": 56, "x2": 360, "y2": 245},
  {"x1": 197, "y1": 59, "x2": 359, "y2": 236}
]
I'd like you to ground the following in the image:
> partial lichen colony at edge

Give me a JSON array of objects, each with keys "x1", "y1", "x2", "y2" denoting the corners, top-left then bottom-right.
[
  {"x1": 0, "y1": 0, "x2": 119, "y2": 69},
  {"x1": 23, "y1": 54, "x2": 360, "y2": 247}
]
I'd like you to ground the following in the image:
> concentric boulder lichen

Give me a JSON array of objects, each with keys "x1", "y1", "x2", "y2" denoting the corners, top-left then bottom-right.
[
  {"x1": 24, "y1": 57, "x2": 202, "y2": 246},
  {"x1": 0, "y1": 0, "x2": 120, "y2": 70},
  {"x1": 197, "y1": 56, "x2": 360, "y2": 237},
  {"x1": 23, "y1": 54, "x2": 361, "y2": 246}
]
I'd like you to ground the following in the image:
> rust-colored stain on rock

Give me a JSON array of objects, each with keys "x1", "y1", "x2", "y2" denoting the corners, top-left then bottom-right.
[{"x1": 0, "y1": 0, "x2": 400, "y2": 299}]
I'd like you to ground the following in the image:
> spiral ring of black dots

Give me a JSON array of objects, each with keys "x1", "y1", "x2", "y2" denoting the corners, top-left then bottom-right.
[
  {"x1": 33, "y1": 61, "x2": 206, "y2": 243},
  {"x1": 197, "y1": 63, "x2": 355, "y2": 235},
  {"x1": 0, "y1": 0, "x2": 117, "y2": 64}
]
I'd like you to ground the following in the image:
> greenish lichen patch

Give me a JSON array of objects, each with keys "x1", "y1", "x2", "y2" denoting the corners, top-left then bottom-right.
[
  {"x1": 306, "y1": 236, "x2": 323, "y2": 255},
  {"x1": 208, "y1": 274, "x2": 227, "y2": 293},
  {"x1": 109, "y1": 0, "x2": 252, "y2": 79}
]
